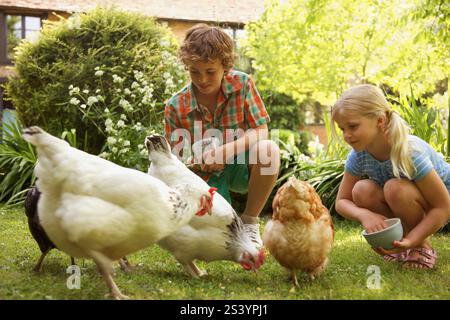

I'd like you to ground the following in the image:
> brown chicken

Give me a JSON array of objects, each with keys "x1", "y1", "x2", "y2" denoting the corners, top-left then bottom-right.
[{"x1": 263, "y1": 177, "x2": 334, "y2": 287}]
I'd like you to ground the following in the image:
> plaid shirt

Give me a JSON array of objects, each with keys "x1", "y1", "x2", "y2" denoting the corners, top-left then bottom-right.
[{"x1": 164, "y1": 69, "x2": 270, "y2": 149}]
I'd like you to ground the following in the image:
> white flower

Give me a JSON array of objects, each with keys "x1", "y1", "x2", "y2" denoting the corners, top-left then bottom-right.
[
  {"x1": 124, "y1": 88, "x2": 131, "y2": 95},
  {"x1": 133, "y1": 71, "x2": 144, "y2": 80},
  {"x1": 112, "y1": 147, "x2": 118, "y2": 153},
  {"x1": 83, "y1": 89, "x2": 89, "y2": 94},
  {"x1": 138, "y1": 144, "x2": 144, "y2": 150},
  {"x1": 123, "y1": 140, "x2": 130, "y2": 147},
  {"x1": 80, "y1": 104, "x2": 86, "y2": 109},
  {"x1": 99, "y1": 152, "x2": 110, "y2": 158},
  {"x1": 69, "y1": 97, "x2": 80, "y2": 105},
  {"x1": 119, "y1": 98, "x2": 132, "y2": 111},
  {"x1": 96, "y1": 89, "x2": 101, "y2": 93},
  {"x1": 104, "y1": 108, "x2": 110, "y2": 113},
  {"x1": 133, "y1": 123, "x2": 143, "y2": 131},
  {"x1": 105, "y1": 118, "x2": 113, "y2": 127},
  {"x1": 112, "y1": 74, "x2": 124, "y2": 83},
  {"x1": 131, "y1": 81, "x2": 139, "y2": 89},
  {"x1": 87, "y1": 96, "x2": 98, "y2": 106},
  {"x1": 69, "y1": 87, "x2": 80, "y2": 96},
  {"x1": 95, "y1": 66, "x2": 100, "y2": 71},
  {"x1": 140, "y1": 149, "x2": 148, "y2": 156},
  {"x1": 107, "y1": 137, "x2": 117, "y2": 145},
  {"x1": 117, "y1": 120, "x2": 125, "y2": 128},
  {"x1": 163, "y1": 72, "x2": 171, "y2": 79},
  {"x1": 95, "y1": 70, "x2": 104, "y2": 77},
  {"x1": 68, "y1": 84, "x2": 74, "y2": 90},
  {"x1": 120, "y1": 114, "x2": 127, "y2": 120}
]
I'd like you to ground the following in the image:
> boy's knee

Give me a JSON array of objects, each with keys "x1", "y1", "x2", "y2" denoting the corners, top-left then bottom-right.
[{"x1": 352, "y1": 180, "x2": 382, "y2": 207}]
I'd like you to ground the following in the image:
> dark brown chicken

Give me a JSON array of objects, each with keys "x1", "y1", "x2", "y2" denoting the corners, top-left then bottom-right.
[
  {"x1": 24, "y1": 186, "x2": 132, "y2": 273},
  {"x1": 24, "y1": 186, "x2": 75, "y2": 272}
]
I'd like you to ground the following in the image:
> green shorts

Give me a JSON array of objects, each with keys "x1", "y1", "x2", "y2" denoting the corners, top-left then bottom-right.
[{"x1": 207, "y1": 151, "x2": 250, "y2": 204}]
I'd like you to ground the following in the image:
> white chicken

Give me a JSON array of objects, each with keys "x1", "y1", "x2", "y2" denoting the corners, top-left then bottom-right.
[
  {"x1": 263, "y1": 177, "x2": 334, "y2": 287},
  {"x1": 22, "y1": 126, "x2": 214, "y2": 299},
  {"x1": 146, "y1": 135, "x2": 265, "y2": 277}
]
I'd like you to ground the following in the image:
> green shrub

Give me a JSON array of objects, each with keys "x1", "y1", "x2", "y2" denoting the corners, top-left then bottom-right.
[
  {"x1": 389, "y1": 89, "x2": 447, "y2": 155},
  {"x1": 262, "y1": 90, "x2": 305, "y2": 131},
  {"x1": 6, "y1": 7, "x2": 186, "y2": 158},
  {"x1": 0, "y1": 121, "x2": 36, "y2": 205}
]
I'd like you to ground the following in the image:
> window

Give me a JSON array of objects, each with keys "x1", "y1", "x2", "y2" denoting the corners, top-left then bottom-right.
[
  {"x1": 223, "y1": 27, "x2": 247, "y2": 49},
  {"x1": 222, "y1": 27, "x2": 252, "y2": 73},
  {"x1": 0, "y1": 13, "x2": 43, "y2": 64}
]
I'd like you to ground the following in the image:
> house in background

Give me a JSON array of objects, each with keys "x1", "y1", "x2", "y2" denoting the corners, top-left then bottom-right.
[
  {"x1": 0, "y1": 0, "x2": 265, "y2": 135},
  {"x1": 0, "y1": 0, "x2": 328, "y2": 146}
]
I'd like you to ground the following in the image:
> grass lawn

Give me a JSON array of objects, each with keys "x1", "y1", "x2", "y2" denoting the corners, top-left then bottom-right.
[{"x1": 0, "y1": 207, "x2": 449, "y2": 300}]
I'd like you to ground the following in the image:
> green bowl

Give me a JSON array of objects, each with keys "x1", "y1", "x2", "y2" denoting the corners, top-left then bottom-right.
[{"x1": 362, "y1": 218, "x2": 403, "y2": 249}]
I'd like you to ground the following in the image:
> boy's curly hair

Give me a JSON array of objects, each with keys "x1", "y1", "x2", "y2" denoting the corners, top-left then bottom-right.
[{"x1": 180, "y1": 23, "x2": 235, "y2": 71}]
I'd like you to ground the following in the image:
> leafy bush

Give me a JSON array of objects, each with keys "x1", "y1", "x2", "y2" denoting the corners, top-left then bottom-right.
[
  {"x1": 6, "y1": 7, "x2": 186, "y2": 157},
  {"x1": 0, "y1": 121, "x2": 36, "y2": 206},
  {"x1": 389, "y1": 89, "x2": 447, "y2": 155},
  {"x1": 262, "y1": 90, "x2": 312, "y2": 154},
  {"x1": 262, "y1": 90, "x2": 305, "y2": 131}
]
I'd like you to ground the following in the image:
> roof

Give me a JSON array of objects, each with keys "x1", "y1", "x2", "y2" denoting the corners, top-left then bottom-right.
[{"x1": 0, "y1": 0, "x2": 266, "y2": 24}]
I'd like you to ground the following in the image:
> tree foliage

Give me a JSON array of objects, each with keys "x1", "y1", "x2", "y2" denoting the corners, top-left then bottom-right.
[{"x1": 244, "y1": 0, "x2": 448, "y2": 105}]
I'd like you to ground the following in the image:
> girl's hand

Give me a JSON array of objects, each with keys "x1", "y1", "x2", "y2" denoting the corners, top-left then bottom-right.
[
  {"x1": 372, "y1": 237, "x2": 414, "y2": 256},
  {"x1": 360, "y1": 212, "x2": 389, "y2": 233}
]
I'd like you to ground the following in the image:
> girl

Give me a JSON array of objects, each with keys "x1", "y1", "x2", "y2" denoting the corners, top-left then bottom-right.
[{"x1": 333, "y1": 84, "x2": 450, "y2": 269}]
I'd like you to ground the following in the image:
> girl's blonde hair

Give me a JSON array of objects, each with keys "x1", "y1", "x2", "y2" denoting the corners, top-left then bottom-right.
[
  {"x1": 179, "y1": 23, "x2": 235, "y2": 71},
  {"x1": 332, "y1": 84, "x2": 414, "y2": 179}
]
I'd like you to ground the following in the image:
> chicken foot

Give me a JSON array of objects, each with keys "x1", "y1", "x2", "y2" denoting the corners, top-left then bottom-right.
[
  {"x1": 291, "y1": 270, "x2": 299, "y2": 288},
  {"x1": 33, "y1": 248, "x2": 51, "y2": 272},
  {"x1": 118, "y1": 256, "x2": 133, "y2": 273},
  {"x1": 183, "y1": 261, "x2": 208, "y2": 278},
  {"x1": 90, "y1": 250, "x2": 130, "y2": 300}
]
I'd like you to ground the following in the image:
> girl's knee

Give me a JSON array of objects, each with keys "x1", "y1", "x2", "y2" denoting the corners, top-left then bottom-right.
[
  {"x1": 352, "y1": 180, "x2": 383, "y2": 207},
  {"x1": 384, "y1": 179, "x2": 414, "y2": 203},
  {"x1": 384, "y1": 179, "x2": 427, "y2": 209}
]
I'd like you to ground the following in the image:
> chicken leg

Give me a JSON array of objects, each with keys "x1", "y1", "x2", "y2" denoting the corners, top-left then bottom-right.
[
  {"x1": 33, "y1": 248, "x2": 52, "y2": 272},
  {"x1": 90, "y1": 250, "x2": 129, "y2": 300},
  {"x1": 183, "y1": 261, "x2": 208, "y2": 278},
  {"x1": 118, "y1": 257, "x2": 133, "y2": 273}
]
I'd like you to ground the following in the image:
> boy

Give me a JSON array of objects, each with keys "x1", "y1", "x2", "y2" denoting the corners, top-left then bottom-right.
[{"x1": 164, "y1": 24, "x2": 280, "y2": 247}]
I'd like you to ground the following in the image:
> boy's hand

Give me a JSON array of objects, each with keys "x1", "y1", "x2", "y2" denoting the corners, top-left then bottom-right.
[
  {"x1": 360, "y1": 212, "x2": 389, "y2": 234},
  {"x1": 201, "y1": 148, "x2": 225, "y2": 173}
]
